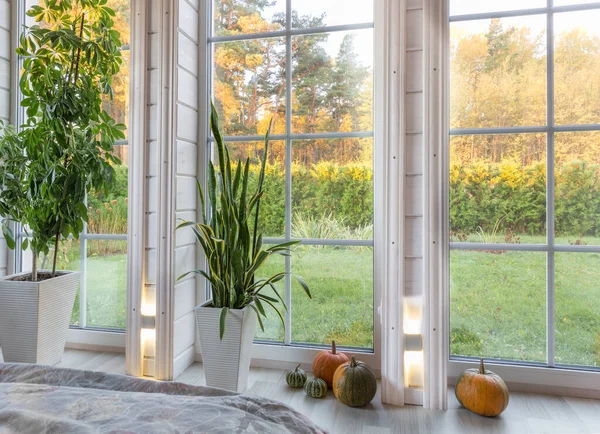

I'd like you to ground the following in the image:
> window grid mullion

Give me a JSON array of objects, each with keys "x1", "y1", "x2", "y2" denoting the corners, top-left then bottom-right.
[
  {"x1": 283, "y1": 0, "x2": 293, "y2": 346},
  {"x1": 79, "y1": 196, "x2": 88, "y2": 329},
  {"x1": 448, "y1": 0, "x2": 600, "y2": 369},
  {"x1": 208, "y1": 3, "x2": 376, "y2": 346},
  {"x1": 546, "y1": 0, "x2": 556, "y2": 368}
]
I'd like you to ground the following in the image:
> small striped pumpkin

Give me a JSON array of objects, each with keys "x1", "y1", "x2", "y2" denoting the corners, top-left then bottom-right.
[
  {"x1": 304, "y1": 377, "x2": 328, "y2": 398},
  {"x1": 333, "y1": 357, "x2": 377, "y2": 407},
  {"x1": 286, "y1": 364, "x2": 307, "y2": 388}
]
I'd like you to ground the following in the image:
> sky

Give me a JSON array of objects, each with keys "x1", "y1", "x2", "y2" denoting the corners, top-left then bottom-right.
[
  {"x1": 247, "y1": 0, "x2": 374, "y2": 64},
  {"x1": 228, "y1": 0, "x2": 599, "y2": 66},
  {"x1": 452, "y1": 6, "x2": 600, "y2": 39}
]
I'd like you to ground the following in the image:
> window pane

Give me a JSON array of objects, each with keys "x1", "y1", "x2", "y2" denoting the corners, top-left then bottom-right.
[
  {"x1": 292, "y1": 0, "x2": 373, "y2": 28},
  {"x1": 554, "y1": 0, "x2": 600, "y2": 6},
  {"x1": 213, "y1": 37, "x2": 286, "y2": 136},
  {"x1": 555, "y1": 252, "x2": 600, "y2": 367},
  {"x1": 210, "y1": 141, "x2": 286, "y2": 238},
  {"x1": 555, "y1": 132, "x2": 600, "y2": 245},
  {"x1": 102, "y1": 1, "x2": 129, "y2": 139},
  {"x1": 450, "y1": 15, "x2": 547, "y2": 129},
  {"x1": 554, "y1": 10, "x2": 600, "y2": 125},
  {"x1": 213, "y1": 0, "x2": 285, "y2": 37},
  {"x1": 292, "y1": 139, "x2": 373, "y2": 240},
  {"x1": 292, "y1": 29, "x2": 373, "y2": 133},
  {"x1": 450, "y1": 250, "x2": 546, "y2": 362},
  {"x1": 46, "y1": 240, "x2": 81, "y2": 326},
  {"x1": 254, "y1": 245, "x2": 285, "y2": 342},
  {"x1": 85, "y1": 240, "x2": 127, "y2": 329},
  {"x1": 291, "y1": 245, "x2": 373, "y2": 348},
  {"x1": 450, "y1": 0, "x2": 546, "y2": 17},
  {"x1": 87, "y1": 166, "x2": 128, "y2": 235},
  {"x1": 450, "y1": 134, "x2": 546, "y2": 244}
]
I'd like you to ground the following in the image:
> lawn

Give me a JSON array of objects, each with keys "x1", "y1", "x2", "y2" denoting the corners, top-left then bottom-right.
[
  {"x1": 450, "y1": 249, "x2": 600, "y2": 367},
  {"x1": 59, "y1": 241, "x2": 600, "y2": 367}
]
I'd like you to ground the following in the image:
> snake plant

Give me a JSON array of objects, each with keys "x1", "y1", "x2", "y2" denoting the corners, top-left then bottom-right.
[{"x1": 178, "y1": 103, "x2": 311, "y2": 339}]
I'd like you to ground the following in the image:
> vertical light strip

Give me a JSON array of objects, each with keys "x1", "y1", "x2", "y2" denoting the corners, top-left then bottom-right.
[
  {"x1": 546, "y1": 0, "x2": 556, "y2": 368},
  {"x1": 284, "y1": 0, "x2": 293, "y2": 345}
]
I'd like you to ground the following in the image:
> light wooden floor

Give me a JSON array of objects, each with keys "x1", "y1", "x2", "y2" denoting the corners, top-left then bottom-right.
[{"x1": 5, "y1": 349, "x2": 600, "y2": 433}]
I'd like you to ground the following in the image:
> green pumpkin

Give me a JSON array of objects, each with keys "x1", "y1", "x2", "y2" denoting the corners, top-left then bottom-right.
[
  {"x1": 286, "y1": 364, "x2": 307, "y2": 388},
  {"x1": 304, "y1": 377, "x2": 328, "y2": 398},
  {"x1": 333, "y1": 357, "x2": 377, "y2": 407}
]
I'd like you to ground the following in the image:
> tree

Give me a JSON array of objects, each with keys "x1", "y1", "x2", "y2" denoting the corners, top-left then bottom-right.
[{"x1": 0, "y1": 0, "x2": 125, "y2": 281}]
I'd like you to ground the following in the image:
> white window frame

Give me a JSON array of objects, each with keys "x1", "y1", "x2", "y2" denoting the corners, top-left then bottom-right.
[
  {"x1": 198, "y1": 0, "x2": 383, "y2": 370},
  {"x1": 11, "y1": 1, "x2": 129, "y2": 348},
  {"x1": 439, "y1": 0, "x2": 600, "y2": 396}
]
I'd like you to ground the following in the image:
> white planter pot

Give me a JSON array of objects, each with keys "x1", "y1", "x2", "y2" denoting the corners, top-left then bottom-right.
[
  {"x1": 0, "y1": 271, "x2": 78, "y2": 365},
  {"x1": 194, "y1": 303, "x2": 257, "y2": 392}
]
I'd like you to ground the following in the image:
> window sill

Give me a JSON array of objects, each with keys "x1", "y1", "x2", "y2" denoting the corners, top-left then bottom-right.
[{"x1": 449, "y1": 359, "x2": 600, "y2": 400}]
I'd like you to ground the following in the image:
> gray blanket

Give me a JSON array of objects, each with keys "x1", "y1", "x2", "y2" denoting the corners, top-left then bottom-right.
[{"x1": 0, "y1": 363, "x2": 326, "y2": 434}]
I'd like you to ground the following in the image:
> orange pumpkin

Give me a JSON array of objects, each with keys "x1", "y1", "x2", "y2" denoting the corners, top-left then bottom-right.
[
  {"x1": 455, "y1": 359, "x2": 509, "y2": 417},
  {"x1": 312, "y1": 341, "x2": 350, "y2": 387}
]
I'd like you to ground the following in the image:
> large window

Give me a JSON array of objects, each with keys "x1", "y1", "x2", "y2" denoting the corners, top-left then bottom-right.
[
  {"x1": 208, "y1": 1, "x2": 375, "y2": 349},
  {"x1": 16, "y1": 0, "x2": 130, "y2": 331},
  {"x1": 449, "y1": 1, "x2": 600, "y2": 368}
]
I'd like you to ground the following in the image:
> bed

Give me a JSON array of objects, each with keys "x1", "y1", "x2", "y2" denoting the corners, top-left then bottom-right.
[{"x1": 0, "y1": 363, "x2": 326, "y2": 433}]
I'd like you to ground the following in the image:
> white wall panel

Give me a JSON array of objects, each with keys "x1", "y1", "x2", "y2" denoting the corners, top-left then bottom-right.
[
  {"x1": 176, "y1": 140, "x2": 197, "y2": 176},
  {"x1": 176, "y1": 175, "x2": 197, "y2": 211},
  {"x1": 177, "y1": 67, "x2": 198, "y2": 109},
  {"x1": 173, "y1": 311, "x2": 195, "y2": 359},
  {"x1": 174, "y1": 277, "x2": 195, "y2": 320},
  {"x1": 406, "y1": 10, "x2": 424, "y2": 50},
  {"x1": 178, "y1": 31, "x2": 199, "y2": 76},
  {"x1": 171, "y1": 0, "x2": 199, "y2": 376},
  {"x1": 406, "y1": 134, "x2": 423, "y2": 175},
  {"x1": 406, "y1": 51, "x2": 423, "y2": 92},
  {"x1": 177, "y1": 103, "x2": 198, "y2": 143}
]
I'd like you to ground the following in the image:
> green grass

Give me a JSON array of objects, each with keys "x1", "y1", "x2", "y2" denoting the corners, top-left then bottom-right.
[
  {"x1": 450, "y1": 249, "x2": 600, "y2": 367},
  {"x1": 57, "y1": 239, "x2": 600, "y2": 367}
]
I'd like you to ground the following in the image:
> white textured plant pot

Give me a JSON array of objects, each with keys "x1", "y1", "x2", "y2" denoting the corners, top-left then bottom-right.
[
  {"x1": 0, "y1": 271, "x2": 78, "y2": 365},
  {"x1": 195, "y1": 303, "x2": 257, "y2": 392}
]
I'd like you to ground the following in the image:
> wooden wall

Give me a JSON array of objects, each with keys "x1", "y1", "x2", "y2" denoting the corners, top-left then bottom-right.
[{"x1": 172, "y1": 0, "x2": 199, "y2": 379}]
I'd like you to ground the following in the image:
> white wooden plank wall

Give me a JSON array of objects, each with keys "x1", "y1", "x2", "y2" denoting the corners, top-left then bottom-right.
[
  {"x1": 172, "y1": 0, "x2": 199, "y2": 379},
  {"x1": 404, "y1": 0, "x2": 425, "y2": 347},
  {"x1": 142, "y1": 0, "x2": 161, "y2": 375},
  {"x1": 0, "y1": 0, "x2": 10, "y2": 277}
]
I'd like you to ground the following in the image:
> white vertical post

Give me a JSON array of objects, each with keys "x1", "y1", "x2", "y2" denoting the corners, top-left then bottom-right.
[
  {"x1": 422, "y1": 0, "x2": 449, "y2": 411},
  {"x1": 378, "y1": 0, "x2": 406, "y2": 407},
  {"x1": 126, "y1": 0, "x2": 148, "y2": 378}
]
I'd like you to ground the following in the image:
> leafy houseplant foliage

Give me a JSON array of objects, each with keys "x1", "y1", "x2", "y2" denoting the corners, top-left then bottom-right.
[
  {"x1": 178, "y1": 104, "x2": 311, "y2": 339},
  {"x1": 0, "y1": 0, "x2": 125, "y2": 281}
]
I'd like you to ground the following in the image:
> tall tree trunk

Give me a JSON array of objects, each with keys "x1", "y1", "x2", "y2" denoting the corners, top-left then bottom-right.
[
  {"x1": 51, "y1": 218, "x2": 61, "y2": 278},
  {"x1": 32, "y1": 253, "x2": 37, "y2": 282}
]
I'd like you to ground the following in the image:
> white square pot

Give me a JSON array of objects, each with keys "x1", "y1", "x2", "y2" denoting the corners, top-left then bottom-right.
[
  {"x1": 0, "y1": 271, "x2": 79, "y2": 365},
  {"x1": 194, "y1": 303, "x2": 257, "y2": 392}
]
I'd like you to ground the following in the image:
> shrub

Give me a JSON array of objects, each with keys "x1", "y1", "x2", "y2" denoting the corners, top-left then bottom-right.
[{"x1": 451, "y1": 161, "x2": 600, "y2": 237}]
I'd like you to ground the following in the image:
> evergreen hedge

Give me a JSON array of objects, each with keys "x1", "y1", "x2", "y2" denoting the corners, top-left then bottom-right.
[{"x1": 103, "y1": 161, "x2": 600, "y2": 238}]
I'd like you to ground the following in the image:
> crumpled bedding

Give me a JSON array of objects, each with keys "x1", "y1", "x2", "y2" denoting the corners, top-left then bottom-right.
[{"x1": 0, "y1": 363, "x2": 327, "y2": 434}]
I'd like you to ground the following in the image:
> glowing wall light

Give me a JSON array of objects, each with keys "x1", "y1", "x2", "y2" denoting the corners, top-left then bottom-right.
[{"x1": 404, "y1": 350, "x2": 424, "y2": 389}]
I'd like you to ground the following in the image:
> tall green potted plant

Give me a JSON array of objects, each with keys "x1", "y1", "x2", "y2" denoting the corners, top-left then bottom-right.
[
  {"x1": 178, "y1": 104, "x2": 311, "y2": 392},
  {"x1": 0, "y1": 0, "x2": 124, "y2": 365}
]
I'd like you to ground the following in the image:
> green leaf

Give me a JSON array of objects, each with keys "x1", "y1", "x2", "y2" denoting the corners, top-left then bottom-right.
[
  {"x1": 295, "y1": 276, "x2": 312, "y2": 299},
  {"x1": 219, "y1": 307, "x2": 229, "y2": 340}
]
